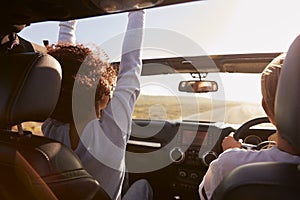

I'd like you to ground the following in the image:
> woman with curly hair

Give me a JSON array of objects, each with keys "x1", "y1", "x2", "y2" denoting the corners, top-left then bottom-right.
[{"x1": 42, "y1": 10, "x2": 152, "y2": 200}]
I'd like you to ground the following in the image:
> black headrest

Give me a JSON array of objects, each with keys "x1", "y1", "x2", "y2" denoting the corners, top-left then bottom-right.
[
  {"x1": 275, "y1": 35, "x2": 300, "y2": 153},
  {"x1": 0, "y1": 52, "x2": 61, "y2": 127}
]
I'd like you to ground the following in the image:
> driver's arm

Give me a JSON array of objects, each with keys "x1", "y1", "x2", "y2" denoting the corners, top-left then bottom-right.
[{"x1": 199, "y1": 153, "x2": 229, "y2": 200}]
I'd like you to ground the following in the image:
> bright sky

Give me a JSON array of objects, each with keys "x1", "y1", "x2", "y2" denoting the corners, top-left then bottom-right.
[
  {"x1": 18, "y1": 0, "x2": 300, "y2": 105},
  {"x1": 19, "y1": 0, "x2": 300, "y2": 59}
]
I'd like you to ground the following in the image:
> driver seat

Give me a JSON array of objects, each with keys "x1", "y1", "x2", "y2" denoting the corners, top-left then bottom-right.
[
  {"x1": 0, "y1": 52, "x2": 111, "y2": 200},
  {"x1": 211, "y1": 162, "x2": 300, "y2": 200},
  {"x1": 211, "y1": 35, "x2": 300, "y2": 200}
]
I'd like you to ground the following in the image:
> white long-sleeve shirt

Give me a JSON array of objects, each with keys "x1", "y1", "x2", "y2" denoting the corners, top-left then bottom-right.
[
  {"x1": 42, "y1": 10, "x2": 145, "y2": 200},
  {"x1": 199, "y1": 146, "x2": 300, "y2": 200},
  {"x1": 57, "y1": 20, "x2": 77, "y2": 44}
]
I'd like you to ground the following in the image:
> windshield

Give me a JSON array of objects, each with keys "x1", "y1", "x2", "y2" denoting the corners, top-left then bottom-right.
[{"x1": 134, "y1": 72, "x2": 266, "y2": 126}]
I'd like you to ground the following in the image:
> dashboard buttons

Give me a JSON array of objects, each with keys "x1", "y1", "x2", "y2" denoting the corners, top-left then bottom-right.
[
  {"x1": 190, "y1": 172, "x2": 198, "y2": 179},
  {"x1": 201, "y1": 151, "x2": 217, "y2": 166},
  {"x1": 179, "y1": 170, "x2": 187, "y2": 177},
  {"x1": 170, "y1": 147, "x2": 185, "y2": 163}
]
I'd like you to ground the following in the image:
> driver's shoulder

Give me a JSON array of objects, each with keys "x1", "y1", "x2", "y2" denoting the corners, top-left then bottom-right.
[{"x1": 218, "y1": 147, "x2": 269, "y2": 163}]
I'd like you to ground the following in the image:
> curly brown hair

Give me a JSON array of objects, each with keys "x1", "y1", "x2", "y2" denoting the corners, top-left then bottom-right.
[{"x1": 47, "y1": 43, "x2": 117, "y2": 122}]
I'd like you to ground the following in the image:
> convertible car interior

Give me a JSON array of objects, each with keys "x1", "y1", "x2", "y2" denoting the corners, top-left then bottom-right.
[
  {"x1": 1, "y1": 0, "x2": 300, "y2": 200},
  {"x1": 125, "y1": 53, "x2": 283, "y2": 199}
]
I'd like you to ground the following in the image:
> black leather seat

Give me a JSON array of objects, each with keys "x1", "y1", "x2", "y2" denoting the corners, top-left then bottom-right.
[
  {"x1": 211, "y1": 162, "x2": 300, "y2": 200},
  {"x1": 211, "y1": 35, "x2": 300, "y2": 200},
  {"x1": 0, "y1": 52, "x2": 111, "y2": 200}
]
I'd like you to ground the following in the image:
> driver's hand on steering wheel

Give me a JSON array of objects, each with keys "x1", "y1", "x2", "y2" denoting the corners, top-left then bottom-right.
[{"x1": 222, "y1": 132, "x2": 243, "y2": 151}]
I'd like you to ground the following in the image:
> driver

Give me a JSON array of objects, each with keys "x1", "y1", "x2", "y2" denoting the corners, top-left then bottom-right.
[
  {"x1": 221, "y1": 53, "x2": 285, "y2": 151},
  {"x1": 198, "y1": 50, "x2": 300, "y2": 200}
]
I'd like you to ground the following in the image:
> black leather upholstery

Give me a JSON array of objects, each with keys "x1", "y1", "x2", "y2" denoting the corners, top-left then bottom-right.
[
  {"x1": 0, "y1": 129, "x2": 111, "y2": 200},
  {"x1": 0, "y1": 52, "x2": 61, "y2": 127},
  {"x1": 0, "y1": 52, "x2": 111, "y2": 200},
  {"x1": 211, "y1": 162, "x2": 300, "y2": 200},
  {"x1": 275, "y1": 34, "x2": 300, "y2": 153}
]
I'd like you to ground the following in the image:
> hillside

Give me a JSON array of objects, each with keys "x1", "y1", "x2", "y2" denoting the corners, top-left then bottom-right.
[
  {"x1": 16, "y1": 95, "x2": 266, "y2": 135},
  {"x1": 134, "y1": 95, "x2": 266, "y2": 124}
]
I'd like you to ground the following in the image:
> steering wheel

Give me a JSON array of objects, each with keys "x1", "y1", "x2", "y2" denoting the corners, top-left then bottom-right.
[
  {"x1": 207, "y1": 117, "x2": 275, "y2": 165},
  {"x1": 233, "y1": 117, "x2": 270, "y2": 140},
  {"x1": 233, "y1": 117, "x2": 276, "y2": 150}
]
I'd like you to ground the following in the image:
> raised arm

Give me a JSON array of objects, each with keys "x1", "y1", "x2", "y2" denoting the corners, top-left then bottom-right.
[
  {"x1": 57, "y1": 20, "x2": 77, "y2": 44},
  {"x1": 101, "y1": 10, "x2": 145, "y2": 136},
  {"x1": 119, "y1": 10, "x2": 145, "y2": 74}
]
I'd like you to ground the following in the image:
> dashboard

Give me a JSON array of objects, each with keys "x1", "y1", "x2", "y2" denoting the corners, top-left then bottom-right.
[
  {"x1": 126, "y1": 119, "x2": 234, "y2": 199},
  {"x1": 126, "y1": 119, "x2": 275, "y2": 199}
]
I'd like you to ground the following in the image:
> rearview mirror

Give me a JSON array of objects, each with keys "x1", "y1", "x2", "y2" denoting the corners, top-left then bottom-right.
[{"x1": 178, "y1": 80, "x2": 218, "y2": 93}]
